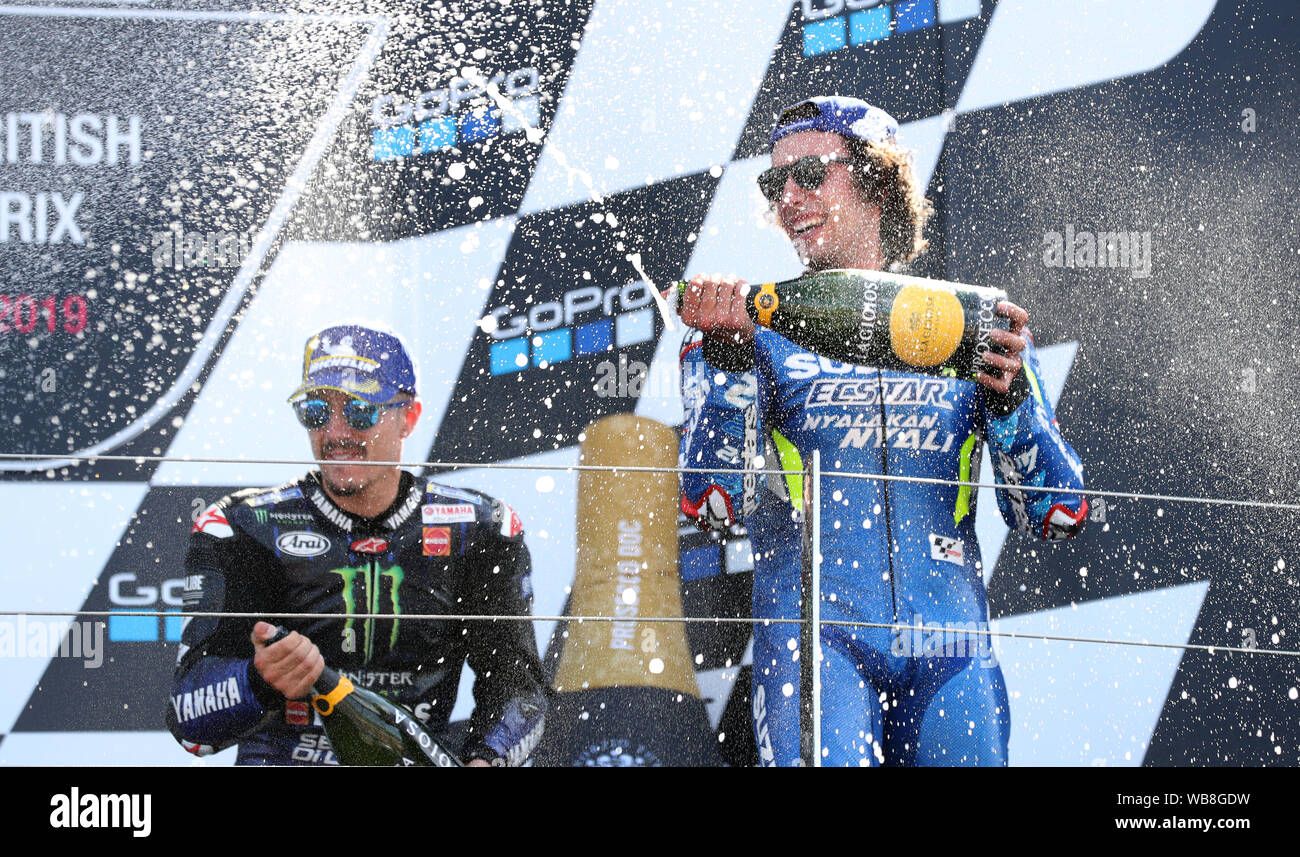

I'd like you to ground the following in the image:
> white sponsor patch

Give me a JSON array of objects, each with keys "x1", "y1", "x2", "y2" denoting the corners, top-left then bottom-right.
[
  {"x1": 499, "y1": 502, "x2": 523, "y2": 538},
  {"x1": 276, "y1": 531, "x2": 331, "y2": 558},
  {"x1": 929, "y1": 533, "x2": 965, "y2": 566},
  {"x1": 422, "y1": 503, "x2": 476, "y2": 524}
]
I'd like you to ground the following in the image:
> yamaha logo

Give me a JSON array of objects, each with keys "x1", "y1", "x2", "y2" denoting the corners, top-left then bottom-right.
[{"x1": 276, "y1": 531, "x2": 331, "y2": 558}]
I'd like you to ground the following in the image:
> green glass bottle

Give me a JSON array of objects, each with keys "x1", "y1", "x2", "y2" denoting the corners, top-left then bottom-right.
[
  {"x1": 266, "y1": 626, "x2": 463, "y2": 767},
  {"x1": 676, "y1": 268, "x2": 1009, "y2": 379}
]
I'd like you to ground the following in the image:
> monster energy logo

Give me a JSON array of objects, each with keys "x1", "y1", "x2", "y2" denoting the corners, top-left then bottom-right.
[
  {"x1": 253, "y1": 509, "x2": 269, "y2": 525},
  {"x1": 330, "y1": 564, "x2": 405, "y2": 661}
]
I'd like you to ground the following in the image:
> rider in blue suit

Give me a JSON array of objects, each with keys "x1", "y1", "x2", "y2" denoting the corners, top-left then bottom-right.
[{"x1": 678, "y1": 97, "x2": 1088, "y2": 766}]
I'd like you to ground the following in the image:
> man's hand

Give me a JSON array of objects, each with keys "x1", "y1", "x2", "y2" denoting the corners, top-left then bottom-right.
[
  {"x1": 466, "y1": 759, "x2": 492, "y2": 767},
  {"x1": 976, "y1": 300, "x2": 1030, "y2": 394},
  {"x1": 251, "y1": 621, "x2": 324, "y2": 700},
  {"x1": 679, "y1": 274, "x2": 756, "y2": 345}
]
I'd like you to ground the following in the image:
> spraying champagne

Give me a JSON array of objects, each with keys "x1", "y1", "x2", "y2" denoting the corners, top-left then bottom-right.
[{"x1": 673, "y1": 268, "x2": 1010, "y2": 379}]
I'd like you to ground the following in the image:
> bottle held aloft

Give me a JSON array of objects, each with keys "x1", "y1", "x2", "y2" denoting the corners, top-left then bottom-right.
[
  {"x1": 675, "y1": 268, "x2": 1010, "y2": 379},
  {"x1": 265, "y1": 626, "x2": 463, "y2": 767}
]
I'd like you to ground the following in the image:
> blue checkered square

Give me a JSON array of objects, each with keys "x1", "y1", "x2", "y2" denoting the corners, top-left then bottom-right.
[
  {"x1": 417, "y1": 117, "x2": 457, "y2": 153},
  {"x1": 802, "y1": 18, "x2": 846, "y2": 56},
  {"x1": 574, "y1": 319, "x2": 613, "y2": 356},
  {"x1": 615, "y1": 309, "x2": 654, "y2": 347},
  {"x1": 896, "y1": 0, "x2": 937, "y2": 34},
  {"x1": 460, "y1": 107, "x2": 500, "y2": 143},
  {"x1": 371, "y1": 126, "x2": 415, "y2": 161},
  {"x1": 851, "y1": 6, "x2": 892, "y2": 43},
  {"x1": 490, "y1": 338, "x2": 530, "y2": 375},
  {"x1": 109, "y1": 612, "x2": 157, "y2": 642},
  {"x1": 532, "y1": 329, "x2": 572, "y2": 366}
]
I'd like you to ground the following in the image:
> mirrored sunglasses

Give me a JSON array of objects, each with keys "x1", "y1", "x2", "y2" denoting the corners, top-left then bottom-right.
[
  {"x1": 757, "y1": 155, "x2": 853, "y2": 202},
  {"x1": 293, "y1": 397, "x2": 409, "y2": 431}
]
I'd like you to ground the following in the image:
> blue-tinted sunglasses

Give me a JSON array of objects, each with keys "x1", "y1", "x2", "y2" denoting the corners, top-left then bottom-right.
[{"x1": 293, "y1": 397, "x2": 410, "y2": 431}]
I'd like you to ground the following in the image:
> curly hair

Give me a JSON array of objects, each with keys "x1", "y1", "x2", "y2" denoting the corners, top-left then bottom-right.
[{"x1": 844, "y1": 137, "x2": 933, "y2": 268}]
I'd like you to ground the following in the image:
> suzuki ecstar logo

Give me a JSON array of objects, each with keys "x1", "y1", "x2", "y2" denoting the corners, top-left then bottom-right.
[{"x1": 277, "y1": 531, "x2": 331, "y2": 558}]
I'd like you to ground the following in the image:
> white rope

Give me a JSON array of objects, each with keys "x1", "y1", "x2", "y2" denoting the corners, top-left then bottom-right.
[
  {"x1": 1, "y1": 451, "x2": 1292, "y2": 666},
  {"x1": 1, "y1": 452, "x2": 1296, "y2": 513},
  {"x1": 4, "y1": 609, "x2": 1296, "y2": 660}
]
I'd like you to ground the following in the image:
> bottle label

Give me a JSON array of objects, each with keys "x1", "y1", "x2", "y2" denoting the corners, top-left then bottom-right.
[
  {"x1": 856, "y1": 277, "x2": 880, "y2": 361},
  {"x1": 888, "y1": 283, "x2": 965, "y2": 368}
]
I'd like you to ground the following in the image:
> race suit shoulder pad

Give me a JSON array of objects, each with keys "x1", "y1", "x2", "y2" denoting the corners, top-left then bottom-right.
[
  {"x1": 423, "y1": 481, "x2": 525, "y2": 541},
  {"x1": 221, "y1": 479, "x2": 313, "y2": 534}
]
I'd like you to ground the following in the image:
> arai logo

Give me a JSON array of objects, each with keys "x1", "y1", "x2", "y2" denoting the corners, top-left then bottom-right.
[{"x1": 276, "y1": 531, "x2": 331, "y2": 558}]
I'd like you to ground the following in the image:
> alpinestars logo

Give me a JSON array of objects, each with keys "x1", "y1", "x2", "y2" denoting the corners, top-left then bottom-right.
[
  {"x1": 350, "y1": 537, "x2": 389, "y2": 554},
  {"x1": 191, "y1": 505, "x2": 231, "y2": 538}
]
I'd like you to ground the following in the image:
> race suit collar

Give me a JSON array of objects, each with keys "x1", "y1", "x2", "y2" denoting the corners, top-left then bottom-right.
[{"x1": 304, "y1": 470, "x2": 422, "y2": 534}]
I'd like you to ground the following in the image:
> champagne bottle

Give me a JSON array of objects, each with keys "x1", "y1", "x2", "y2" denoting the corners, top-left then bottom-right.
[
  {"x1": 264, "y1": 626, "x2": 463, "y2": 767},
  {"x1": 535, "y1": 416, "x2": 723, "y2": 767},
  {"x1": 674, "y1": 268, "x2": 1010, "y2": 379}
]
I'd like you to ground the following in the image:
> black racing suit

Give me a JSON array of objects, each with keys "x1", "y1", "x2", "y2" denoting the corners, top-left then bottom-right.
[{"x1": 166, "y1": 471, "x2": 547, "y2": 765}]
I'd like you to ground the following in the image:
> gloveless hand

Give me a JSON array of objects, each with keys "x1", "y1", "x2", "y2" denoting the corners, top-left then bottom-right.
[
  {"x1": 251, "y1": 621, "x2": 324, "y2": 700},
  {"x1": 976, "y1": 300, "x2": 1029, "y2": 394},
  {"x1": 679, "y1": 274, "x2": 756, "y2": 345}
]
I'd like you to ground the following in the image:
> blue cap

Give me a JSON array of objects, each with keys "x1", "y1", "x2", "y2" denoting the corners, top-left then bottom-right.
[
  {"x1": 770, "y1": 96, "x2": 898, "y2": 148},
  {"x1": 288, "y1": 324, "x2": 418, "y2": 405}
]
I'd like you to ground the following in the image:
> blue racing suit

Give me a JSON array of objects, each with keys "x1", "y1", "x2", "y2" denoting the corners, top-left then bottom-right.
[{"x1": 679, "y1": 326, "x2": 1087, "y2": 766}]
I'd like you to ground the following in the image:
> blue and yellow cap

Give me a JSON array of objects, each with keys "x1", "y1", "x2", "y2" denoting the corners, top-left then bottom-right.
[{"x1": 287, "y1": 324, "x2": 417, "y2": 405}]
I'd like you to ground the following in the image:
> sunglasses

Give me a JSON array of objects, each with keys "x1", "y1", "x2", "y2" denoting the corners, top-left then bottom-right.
[
  {"x1": 757, "y1": 155, "x2": 853, "y2": 202},
  {"x1": 293, "y1": 397, "x2": 410, "y2": 431}
]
